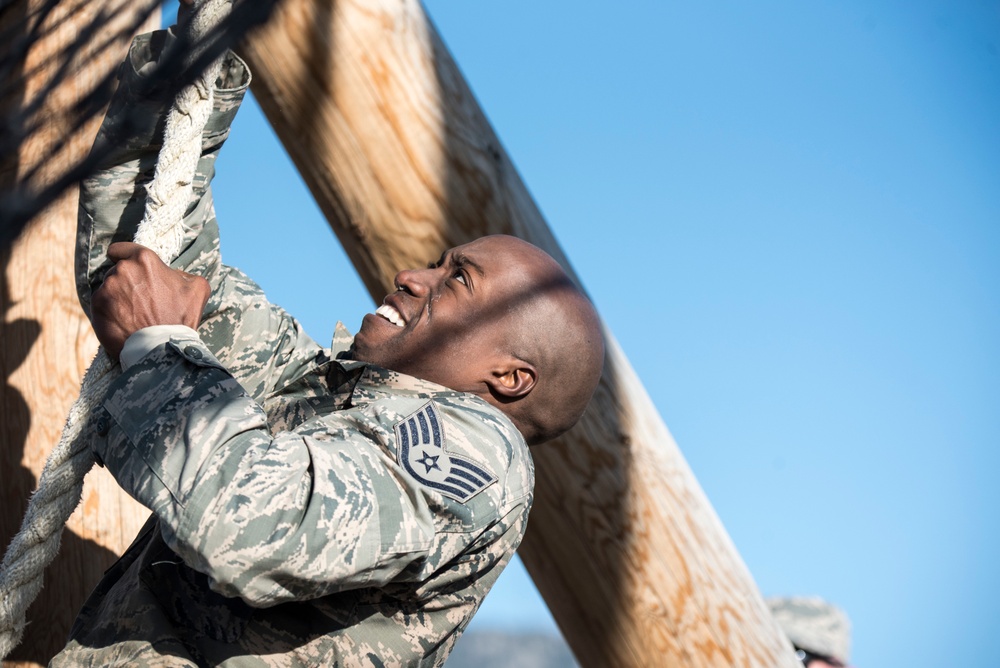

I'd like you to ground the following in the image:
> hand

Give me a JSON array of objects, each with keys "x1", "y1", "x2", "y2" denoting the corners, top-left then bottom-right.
[{"x1": 92, "y1": 242, "x2": 211, "y2": 361}]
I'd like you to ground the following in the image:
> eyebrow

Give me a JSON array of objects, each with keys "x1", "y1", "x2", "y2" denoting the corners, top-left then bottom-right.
[{"x1": 451, "y1": 252, "x2": 485, "y2": 278}]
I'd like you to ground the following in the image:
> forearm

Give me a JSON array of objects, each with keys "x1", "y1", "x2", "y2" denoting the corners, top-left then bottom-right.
[
  {"x1": 76, "y1": 28, "x2": 249, "y2": 319},
  {"x1": 77, "y1": 29, "x2": 313, "y2": 397}
]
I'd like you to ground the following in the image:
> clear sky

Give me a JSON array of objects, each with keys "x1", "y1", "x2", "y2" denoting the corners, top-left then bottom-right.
[{"x1": 172, "y1": 1, "x2": 1000, "y2": 666}]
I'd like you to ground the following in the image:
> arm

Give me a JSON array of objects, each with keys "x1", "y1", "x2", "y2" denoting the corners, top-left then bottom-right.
[
  {"x1": 75, "y1": 28, "x2": 250, "y2": 321},
  {"x1": 93, "y1": 337, "x2": 519, "y2": 606},
  {"x1": 81, "y1": 30, "x2": 321, "y2": 397}
]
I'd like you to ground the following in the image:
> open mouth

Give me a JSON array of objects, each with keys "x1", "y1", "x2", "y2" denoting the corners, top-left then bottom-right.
[{"x1": 375, "y1": 303, "x2": 406, "y2": 327}]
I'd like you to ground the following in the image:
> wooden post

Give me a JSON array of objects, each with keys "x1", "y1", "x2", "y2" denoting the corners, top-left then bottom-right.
[
  {"x1": 0, "y1": 1, "x2": 156, "y2": 665},
  {"x1": 240, "y1": 1, "x2": 799, "y2": 665}
]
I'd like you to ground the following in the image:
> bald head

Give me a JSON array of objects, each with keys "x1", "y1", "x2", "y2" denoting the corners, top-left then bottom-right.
[
  {"x1": 350, "y1": 235, "x2": 604, "y2": 445},
  {"x1": 486, "y1": 238, "x2": 604, "y2": 443}
]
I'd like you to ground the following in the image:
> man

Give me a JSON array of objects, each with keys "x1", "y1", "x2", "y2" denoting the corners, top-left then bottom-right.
[
  {"x1": 768, "y1": 596, "x2": 853, "y2": 668},
  {"x1": 52, "y1": 24, "x2": 603, "y2": 667}
]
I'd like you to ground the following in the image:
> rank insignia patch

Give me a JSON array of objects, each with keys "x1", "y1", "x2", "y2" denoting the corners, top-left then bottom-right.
[{"x1": 395, "y1": 402, "x2": 497, "y2": 502}]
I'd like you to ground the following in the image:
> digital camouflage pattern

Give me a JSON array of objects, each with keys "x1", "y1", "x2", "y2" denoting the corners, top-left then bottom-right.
[
  {"x1": 767, "y1": 596, "x2": 851, "y2": 663},
  {"x1": 53, "y1": 30, "x2": 533, "y2": 667}
]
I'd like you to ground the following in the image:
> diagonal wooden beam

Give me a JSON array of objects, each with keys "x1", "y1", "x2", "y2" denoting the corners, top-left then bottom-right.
[{"x1": 240, "y1": 0, "x2": 798, "y2": 665}]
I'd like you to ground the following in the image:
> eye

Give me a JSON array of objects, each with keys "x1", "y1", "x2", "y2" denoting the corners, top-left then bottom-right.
[{"x1": 453, "y1": 270, "x2": 467, "y2": 286}]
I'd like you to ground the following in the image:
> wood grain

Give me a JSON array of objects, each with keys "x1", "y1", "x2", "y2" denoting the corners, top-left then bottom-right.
[
  {"x1": 0, "y1": 1, "x2": 156, "y2": 664},
  {"x1": 240, "y1": 0, "x2": 799, "y2": 665}
]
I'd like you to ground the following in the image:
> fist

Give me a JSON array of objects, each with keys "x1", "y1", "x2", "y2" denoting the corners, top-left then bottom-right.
[{"x1": 92, "y1": 242, "x2": 211, "y2": 360}]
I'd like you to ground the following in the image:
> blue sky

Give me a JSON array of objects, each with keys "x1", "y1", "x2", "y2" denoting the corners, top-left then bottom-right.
[{"x1": 175, "y1": 2, "x2": 1000, "y2": 666}]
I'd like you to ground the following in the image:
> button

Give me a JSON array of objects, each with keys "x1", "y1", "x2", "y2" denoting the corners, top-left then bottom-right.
[
  {"x1": 184, "y1": 345, "x2": 204, "y2": 360},
  {"x1": 95, "y1": 416, "x2": 110, "y2": 436}
]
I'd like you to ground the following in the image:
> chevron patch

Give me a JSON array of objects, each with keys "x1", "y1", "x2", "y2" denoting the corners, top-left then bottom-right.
[{"x1": 395, "y1": 402, "x2": 497, "y2": 502}]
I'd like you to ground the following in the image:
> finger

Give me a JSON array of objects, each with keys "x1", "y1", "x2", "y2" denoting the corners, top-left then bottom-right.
[{"x1": 107, "y1": 241, "x2": 148, "y2": 262}]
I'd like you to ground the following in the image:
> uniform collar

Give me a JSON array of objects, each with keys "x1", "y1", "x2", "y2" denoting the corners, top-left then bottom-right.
[{"x1": 327, "y1": 322, "x2": 473, "y2": 408}]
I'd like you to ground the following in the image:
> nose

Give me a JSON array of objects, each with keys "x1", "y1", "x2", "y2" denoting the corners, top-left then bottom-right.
[{"x1": 394, "y1": 267, "x2": 433, "y2": 296}]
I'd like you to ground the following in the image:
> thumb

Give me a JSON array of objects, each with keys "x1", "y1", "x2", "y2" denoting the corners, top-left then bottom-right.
[{"x1": 106, "y1": 241, "x2": 150, "y2": 263}]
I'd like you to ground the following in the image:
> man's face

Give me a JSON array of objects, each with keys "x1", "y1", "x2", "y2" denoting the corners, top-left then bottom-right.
[{"x1": 348, "y1": 236, "x2": 540, "y2": 391}]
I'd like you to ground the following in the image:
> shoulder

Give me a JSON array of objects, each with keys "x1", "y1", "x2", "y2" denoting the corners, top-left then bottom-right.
[
  {"x1": 344, "y1": 389, "x2": 534, "y2": 514},
  {"x1": 430, "y1": 393, "x2": 533, "y2": 507},
  {"x1": 398, "y1": 394, "x2": 532, "y2": 508}
]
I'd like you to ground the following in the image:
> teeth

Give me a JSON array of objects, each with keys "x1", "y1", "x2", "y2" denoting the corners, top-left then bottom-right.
[{"x1": 375, "y1": 304, "x2": 405, "y2": 327}]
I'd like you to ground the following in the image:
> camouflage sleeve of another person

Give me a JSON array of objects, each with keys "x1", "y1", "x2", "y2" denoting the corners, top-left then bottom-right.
[
  {"x1": 75, "y1": 28, "x2": 250, "y2": 320},
  {"x1": 92, "y1": 335, "x2": 520, "y2": 606}
]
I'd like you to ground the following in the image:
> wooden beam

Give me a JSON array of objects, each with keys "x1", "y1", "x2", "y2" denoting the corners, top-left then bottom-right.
[
  {"x1": 0, "y1": 1, "x2": 156, "y2": 665},
  {"x1": 240, "y1": 1, "x2": 799, "y2": 665}
]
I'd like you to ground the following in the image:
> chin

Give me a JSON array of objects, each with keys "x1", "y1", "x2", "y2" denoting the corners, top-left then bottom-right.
[
  {"x1": 346, "y1": 340, "x2": 391, "y2": 369},
  {"x1": 345, "y1": 341, "x2": 378, "y2": 364}
]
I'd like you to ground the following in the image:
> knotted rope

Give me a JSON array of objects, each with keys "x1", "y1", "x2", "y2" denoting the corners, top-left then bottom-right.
[{"x1": 0, "y1": 0, "x2": 231, "y2": 657}]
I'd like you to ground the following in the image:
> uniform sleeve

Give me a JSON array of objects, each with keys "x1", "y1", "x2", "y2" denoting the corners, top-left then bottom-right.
[
  {"x1": 74, "y1": 30, "x2": 321, "y2": 399},
  {"x1": 92, "y1": 338, "x2": 515, "y2": 607},
  {"x1": 75, "y1": 28, "x2": 250, "y2": 320}
]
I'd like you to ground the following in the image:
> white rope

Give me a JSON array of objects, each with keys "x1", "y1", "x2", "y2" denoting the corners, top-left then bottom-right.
[{"x1": 0, "y1": 0, "x2": 231, "y2": 657}]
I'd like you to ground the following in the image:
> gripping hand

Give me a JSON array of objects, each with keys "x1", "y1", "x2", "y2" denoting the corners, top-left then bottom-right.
[{"x1": 92, "y1": 242, "x2": 211, "y2": 360}]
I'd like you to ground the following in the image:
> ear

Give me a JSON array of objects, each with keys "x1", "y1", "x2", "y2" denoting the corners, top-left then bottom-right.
[{"x1": 486, "y1": 360, "x2": 537, "y2": 400}]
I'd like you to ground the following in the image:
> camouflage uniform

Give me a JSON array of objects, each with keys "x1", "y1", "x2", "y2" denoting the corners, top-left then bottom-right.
[{"x1": 52, "y1": 30, "x2": 533, "y2": 667}]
